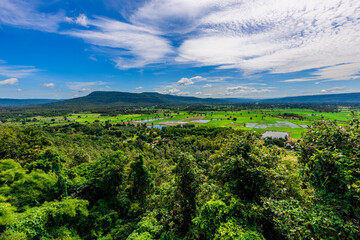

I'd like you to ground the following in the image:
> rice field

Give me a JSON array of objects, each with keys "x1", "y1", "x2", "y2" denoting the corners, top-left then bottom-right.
[{"x1": 6, "y1": 108, "x2": 357, "y2": 139}]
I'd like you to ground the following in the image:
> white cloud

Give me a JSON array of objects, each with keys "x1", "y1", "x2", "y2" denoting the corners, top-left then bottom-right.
[
  {"x1": 195, "y1": 91, "x2": 203, "y2": 95},
  {"x1": 66, "y1": 14, "x2": 90, "y2": 27},
  {"x1": 17, "y1": 88, "x2": 22, "y2": 92},
  {"x1": 67, "y1": 81, "x2": 107, "y2": 92},
  {"x1": 300, "y1": 86, "x2": 350, "y2": 95},
  {"x1": 174, "y1": 0, "x2": 360, "y2": 81},
  {"x1": 320, "y1": 86, "x2": 347, "y2": 93},
  {"x1": 157, "y1": 87, "x2": 189, "y2": 96},
  {"x1": 177, "y1": 78, "x2": 195, "y2": 86},
  {"x1": 176, "y1": 91, "x2": 190, "y2": 96},
  {"x1": 0, "y1": 78, "x2": 18, "y2": 86},
  {"x1": 136, "y1": 86, "x2": 143, "y2": 89},
  {"x1": 281, "y1": 77, "x2": 319, "y2": 83},
  {"x1": 2, "y1": 0, "x2": 360, "y2": 82},
  {"x1": 226, "y1": 85, "x2": 274, "y2": 95},
  {"x1": 168, "y1": 88, "x2": 180, "y2": 94},
  {"x1": 78, "y1": 88, "x2": 91, "y2": 93},
  {"x1": 177, "y1": 76, "x2": 206, "y2": 85},
  {"x1": 63, "y1": 16, "x2": 173, "y2": 69},
  {"x1": 75, "y1": 14, "x2": 89, "y2": 27},
  {"x1": 203, "y1": 84, "x2": 212, "y2": 88},
  {"x1": 64, "y1": 16, "x2": 73, "y2": 23},
  {"x1": 42, "y1": 83, "x2": 55, "y2": 88},
  {"x1": 0, "y1": 0, "x2": 64, "y2": 32},
  {"x1": 0, "y1": 64, "x2": 39, "y2": 78},
  {"x1": 89, "y1": 56, "x2": 98, "y2": 61},
  {"x1": 129, "y1": 0, "x2": 216, "y2": 34}
]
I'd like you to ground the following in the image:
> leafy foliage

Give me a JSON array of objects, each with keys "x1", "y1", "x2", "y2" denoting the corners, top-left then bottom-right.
[
  {"x1": 0, "y1": 126, "x2": 50, "y2": 165},
  {"x1": 0, "y1": 111, "x2": 359, "y2": 239},
  {"x1": 265, "y1": 198, "x2": 360, "y2": 239},
  {"x1": 212, "y1": 133, "x2": 284, "y2": 202},
  {"x1": 299, "y1": 116, "x2": 360, "y2": 218}
]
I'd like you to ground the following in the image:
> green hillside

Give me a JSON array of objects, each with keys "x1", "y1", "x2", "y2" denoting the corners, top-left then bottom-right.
[{"x1": 42, "y1": 91, "x2": 228, "y2": 108}]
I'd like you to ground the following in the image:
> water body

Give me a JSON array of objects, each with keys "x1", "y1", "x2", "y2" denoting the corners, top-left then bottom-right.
[
  {"x1": 191, "y1": 120, "x2": 211, "y2": 123},
  {"x1": 161, "y1": 121, "x2": 188, "y2": 125},
  {"x1": 133, "y1": 117, "x2": 166, "y2": 123},
  {"x1": 246, "y1": 121, "x2": 301, "y2": 129},
  {"x1": 147, "y1": 124, "x2": 166, "y2": 129},
  {"x1": 278, "y1": 121, "x2": 299, "y2": 128}
]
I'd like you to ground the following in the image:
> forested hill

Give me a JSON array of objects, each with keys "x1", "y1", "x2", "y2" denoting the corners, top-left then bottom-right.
[
  {"x1": 2, "y1": 92, "x2": 360, "y2": 109},
  {"x1": 39, "y1": 91, "x2": 360, "y2": 108},
  {"x1": 261, "y1": 92, "x2": 360, "y2": 103},
  {"x1": 42, "y1": 91, "x2": 228, "y2": 108},
  {"x1": 0, "y1": 98, "x2": 61, "y2": 107}
]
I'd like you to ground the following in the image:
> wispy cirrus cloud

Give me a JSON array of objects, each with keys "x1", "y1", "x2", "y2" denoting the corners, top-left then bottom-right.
[
  {"x1": 173, "y1": 0, "x2": 360, "y2": 82},
  {"x1": 0, "y1": 0, "x2": 64, "y2": 32},
  {"x1": 0, "y1": 63, "x2": 40, "y2": 78},
  {"x1": 300, "y1": 86, "x2": 350, "y2": 95},
  {"x1": 129, "y1": 0, "x2": 227, "y2": 34},
  {"x1": 320, "y1": 86, "x2": 347, "y2": 93},
  {"x1": 63, "y1": 16, "x2": 174, "y2": 69},
  {"x1": 281, "y1": 77, "x2": 320, "y2": 83},
  {"x1": 106, "y1": 0, "x2": 360, "y2": 82}
]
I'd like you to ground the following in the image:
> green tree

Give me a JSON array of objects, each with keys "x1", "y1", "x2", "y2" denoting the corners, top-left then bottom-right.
[
  {"x1": 173, "y1": 153, "x2": 199, "y2": 237},
  {"x1": 193, "y1": 199, "x2": 228, "y2": 239},
  {"x1": 299, "y1": 118, "x2": 360, "y2": 218},
  {"x1": 0, "y1": 126, "x2": 51, "y2": 166},
  {"x1": 212, "y1": 133, "x2": 283, "y2": 202},
  {"x1": 128, "y1": 155, "x2": 152, "y2": 204},
  {"x1": 0, "y1": 159, "x2": 57, "y2": 210},
  {"x1": 1, "y1": 198, "x2": 88, "y2": 239}
]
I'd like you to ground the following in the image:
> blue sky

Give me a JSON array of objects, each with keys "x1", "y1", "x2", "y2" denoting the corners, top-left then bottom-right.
[{"x1": 0, "y1": 0, "x2": 359, "y2": 99}]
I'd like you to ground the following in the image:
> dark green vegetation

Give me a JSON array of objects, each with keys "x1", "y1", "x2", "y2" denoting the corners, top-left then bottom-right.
[
  {"x1": 0, "y1": 109, "x2": 359, "y2": 239},
  {"x1": 43, "y1": 91, "x2": 228, "y2": 108}
]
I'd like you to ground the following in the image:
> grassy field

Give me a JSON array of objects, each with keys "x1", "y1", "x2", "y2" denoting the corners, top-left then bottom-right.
[{"x1": 5, "y1": 108, "x2": 357, "y2": 139}]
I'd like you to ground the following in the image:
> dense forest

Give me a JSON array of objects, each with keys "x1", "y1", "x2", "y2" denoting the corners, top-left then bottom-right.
[{"x1": 0, "y1": 112, "x2": 359, "y2": 239}]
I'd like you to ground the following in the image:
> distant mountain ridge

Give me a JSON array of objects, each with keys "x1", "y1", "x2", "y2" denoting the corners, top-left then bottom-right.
[
  {"x1": 260, "y1": 92, "x2": 360, "y2": 104},
  {"x1": 1, "y1": 91, "x2": 359, "y2": 108},
  {"x1": 0, "y1": 98, "x2": 61, "y2": 107}
]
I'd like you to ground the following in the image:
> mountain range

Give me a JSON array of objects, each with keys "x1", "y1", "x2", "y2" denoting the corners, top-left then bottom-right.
[
  {"x1": 0, "y1": 98, "x2": 61, "y2": 107},
  {"x1": 1, "y1": 91, "x2": 359, "y2": 108}
]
